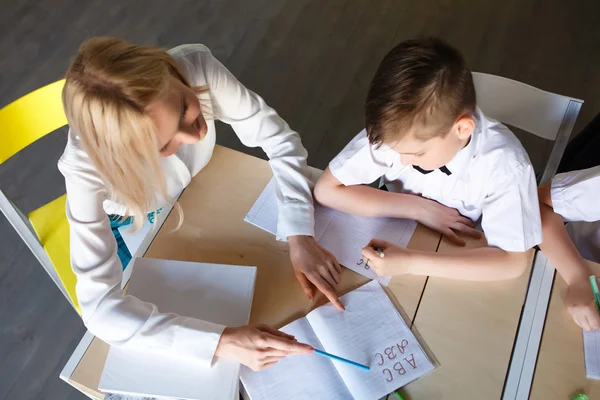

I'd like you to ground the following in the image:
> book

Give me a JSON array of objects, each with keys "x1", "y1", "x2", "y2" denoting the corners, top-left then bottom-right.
[
  {"x1": 99, "y1": 258, "x2": 257, "y2": 400},
  {"x1": 240, "y1": 280, "x2": 434, "y2": 399}
]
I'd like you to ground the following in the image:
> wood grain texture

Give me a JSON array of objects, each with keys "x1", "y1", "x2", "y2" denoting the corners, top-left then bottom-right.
[{"x1": 530, "y1": 261, "x2": 600, "y2": 400}]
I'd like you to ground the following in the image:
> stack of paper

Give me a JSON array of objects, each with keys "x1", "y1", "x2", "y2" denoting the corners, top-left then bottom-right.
[
  {"x1": 98, "y1": 258, "x2": 257, "y2": 400},
  {"x1": 240, "y1": 280, "x2": 435, "y2": 399},
  {"x1": 245, "y1": 178, "x2": 417, "y2": 285}
]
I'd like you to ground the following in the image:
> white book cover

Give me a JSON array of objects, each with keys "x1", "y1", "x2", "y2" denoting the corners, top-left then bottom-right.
[
  {"x1": 99, "y1": 258, "x2": 257, "y2": 400},
  {"x1": 240, "y1": 281, "x2": 435, "y2": 400},
  {"x1": 245, "y1": 178, "x2": 417, "y2": 285}
]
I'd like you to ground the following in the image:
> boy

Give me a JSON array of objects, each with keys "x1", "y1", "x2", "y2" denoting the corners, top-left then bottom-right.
[{"x1": 314, "y1": 37, "x2": 541, "y2": 281}]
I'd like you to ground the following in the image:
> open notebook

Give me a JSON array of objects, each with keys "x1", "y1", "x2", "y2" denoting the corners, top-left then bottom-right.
[
  {"x1": 245, "y1": 178, "x2": 417, "y2": 285},
  {"x1": 98, "y1": 258, "x2": 257, "y2": 400},
  {"x1": 240, "y1": 281, "x2": 434, "y2": 400}
]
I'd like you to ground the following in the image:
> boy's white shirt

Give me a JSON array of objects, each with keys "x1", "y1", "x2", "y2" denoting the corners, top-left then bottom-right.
[
  {"x1": 551, "y1": 166, "x2": 600, "y2": 263},
  {"x1": 58, "y1": 44, "x2": 315, "y2": 366},
  {"x1": 329, "y1": 107, "x2": 542, "y2": 253}
]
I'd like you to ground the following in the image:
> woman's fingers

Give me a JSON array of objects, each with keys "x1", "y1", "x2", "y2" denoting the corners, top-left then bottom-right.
[
  {"x1": 257, "y1": 325, "x2": 295, "y2": 341},
  {"x1": 261, "y1": 334, "x2": 314, "y2": 354}
]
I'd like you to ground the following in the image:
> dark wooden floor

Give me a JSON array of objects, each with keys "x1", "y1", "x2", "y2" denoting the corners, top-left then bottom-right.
[{"x1": 0, "y1": 0, "x2": 599, "y2": 398}]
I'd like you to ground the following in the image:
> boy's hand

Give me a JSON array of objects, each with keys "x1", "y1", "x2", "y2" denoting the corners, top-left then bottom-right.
[
  {"x1": 289, "y1": 235, "x2": 345, "y2": 311},
  {"x1": 417, "y1": 198, "x2": 482, "y2": 246},
  {"x1": 566, "y1": 277, "x2": 600, "y2": 331},
  {"x1": 361, "y1": 239, "x2": 412, "y2": 276},
  {"x1": 215, "y1": 324, "x2": 314, "y2": 371}
]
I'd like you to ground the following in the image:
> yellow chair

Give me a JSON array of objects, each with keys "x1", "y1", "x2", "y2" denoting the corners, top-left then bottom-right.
[{"x1": 0, "y1": 79, "x2": 80, "y2": 313}]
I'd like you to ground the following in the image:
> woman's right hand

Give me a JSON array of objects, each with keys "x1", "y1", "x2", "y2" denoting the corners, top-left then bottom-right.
[{"x1": 215, "y1": 324, "x2": 314, "y2": 371}]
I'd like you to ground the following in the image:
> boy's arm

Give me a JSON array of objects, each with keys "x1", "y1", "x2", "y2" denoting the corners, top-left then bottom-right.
[
  {"x1": 314, "y1": 168, "x2": 424, "y2": 218},
  {"x1": 315, "y1": 168, "x2": 481, "y2": 245},
  {"x1": 362, "y1": 240, "x2": 528, "y2": 281}
]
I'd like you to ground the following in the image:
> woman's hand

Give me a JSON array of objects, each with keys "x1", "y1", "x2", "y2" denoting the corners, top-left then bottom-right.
[
  {"x1": 565, "y1": 277, "x2": 600, "y2": 331},
  {"x1": 416, "y1": 198, "x2": 482, "y2": 246},
  {"x1": 289, "y1": 235, "x2": 344, "y2": 311},
  {"x1": 360, "y1": 239, "x2": 413, "y2": 277},
  {"x1": 215, "y1": 324, "x2": 314, "y2": 371}
]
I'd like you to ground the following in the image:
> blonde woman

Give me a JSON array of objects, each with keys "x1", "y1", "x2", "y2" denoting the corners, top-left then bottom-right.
[{"x1": 59, "y1": 37, "x2": 343, "y2": 371}]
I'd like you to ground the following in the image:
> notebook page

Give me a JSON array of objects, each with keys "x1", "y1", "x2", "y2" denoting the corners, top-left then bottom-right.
[
  {"x1": 584, "y1": 330, "x2": 600, "y2": 379},
  {"x1": 245, "y1": 179, "x2": 417, "y2": 286},
  {"x1": 240, "y1": 318, "x2": 351, "y2": 400},
  {"x1": 99, "y1": 259, "x2": 256, "y2": 400},
  {"x1": 306, "y1": 281, "x2": 434, "y2": 400}
]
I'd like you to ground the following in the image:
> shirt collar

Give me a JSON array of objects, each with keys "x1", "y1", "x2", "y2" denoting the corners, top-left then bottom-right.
[{"x1": 444, "y1": 107, "x2": 483, "y2": 176}]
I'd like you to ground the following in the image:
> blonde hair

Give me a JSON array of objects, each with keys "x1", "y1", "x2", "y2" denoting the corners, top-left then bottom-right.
[{"x1": 63, "y1": 37, "x2": 208, "y2": 230}]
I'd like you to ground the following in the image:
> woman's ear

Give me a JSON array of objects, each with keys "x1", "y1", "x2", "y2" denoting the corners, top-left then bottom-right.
[{"x1": 454, "y1": 115, "x2": 475, "y2": 140}]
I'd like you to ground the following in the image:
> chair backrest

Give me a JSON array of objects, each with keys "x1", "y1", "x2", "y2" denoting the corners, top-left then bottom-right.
[
  {"x1": 472, "y1": 72, "x2": 582, "y2": 183},
  {"x1": 0, "y1": 79, "x2": 67, "y2": 164}
]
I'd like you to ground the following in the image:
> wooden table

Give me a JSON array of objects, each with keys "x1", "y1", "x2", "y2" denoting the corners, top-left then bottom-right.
[
  {"x1": 61, "y1": 146, "x2": 535, "y2": 399},
  {"x1": 403, "y1": 237, "x2": 535, "y2": 399},
  {"x1": 529, "y1": 260, "x2": 600, "y2": 399}
]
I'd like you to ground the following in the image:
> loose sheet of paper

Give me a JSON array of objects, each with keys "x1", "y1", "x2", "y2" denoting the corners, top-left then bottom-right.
[
  {"x1": 584, "y1": 330, "x2": 600, "y2": 379},
  {"x1": 99, "y1": 259, "x2": 257, "y2": 400},
  {"x1": 240, "y1": 318, "x2": 352, "y2": 400},
  {"x1": 307, "y1": 281, "x2": 434, "y2": 399},
  {"x1": 245, "y1": 179, "x2": 417, "y2": 285}
]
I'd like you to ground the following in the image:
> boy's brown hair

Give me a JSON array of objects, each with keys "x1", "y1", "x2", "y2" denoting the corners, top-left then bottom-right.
[{"x1": 365, "y1": 37, "x2": 476, "y2": 146}]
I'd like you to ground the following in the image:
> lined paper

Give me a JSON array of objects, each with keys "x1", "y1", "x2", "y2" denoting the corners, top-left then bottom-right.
[
  {"x1": 240, "y1": 281, "x2": 434, "y2": 400},
  {"x1": 245, "y1": 179, "x2": 417, "y2": 285}
]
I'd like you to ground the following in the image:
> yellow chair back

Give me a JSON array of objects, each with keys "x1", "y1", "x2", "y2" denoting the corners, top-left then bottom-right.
[{"x1": 0, "y1": 79, "x2": 67, "y2": 164}]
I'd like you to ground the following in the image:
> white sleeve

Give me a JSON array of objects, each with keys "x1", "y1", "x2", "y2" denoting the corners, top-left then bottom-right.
[
  {"x1": 481, "y1": 163, "x2": 542, "y2": 252},
  {"x1": 197, "y1": 48, "x2": 315, "y2": 240},
  {"x1": 328, "y1": 130, "x2": 394, "y2": 186},
  {"x1": 60, "y1": 159, "x2": 225, "y2": 367},
  {"x1": 551, "y1": 166, "x2": 600, "y2": 222}
]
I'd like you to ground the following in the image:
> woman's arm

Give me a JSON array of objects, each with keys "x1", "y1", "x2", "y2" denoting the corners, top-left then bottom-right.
[
  {"x1": 61, "y1": 159, "x2": 226, "y2": 366},
  {"x1": 196, "y1": 47, "x2": 344, "y2": 309}
]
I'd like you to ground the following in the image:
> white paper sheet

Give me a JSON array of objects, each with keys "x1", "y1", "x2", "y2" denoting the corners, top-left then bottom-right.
[
  {"x1": 307, "y1": 281, "x2": 434, "y2": 399},
  {"x1": 584, "y1": 329, "x2": 600, "y2": 379},
  {"x1": 240, "y1": 281, "x2": 434, "y2": 400},
  {"x1": 245, "y1": 179, "x2": 417, "y2": 286},
  {"x1": 99, "y1": 259, "x2": 257, "y2": 400},
  {"x1": 240, "y1": 318, "x2": 352, "y2": 400}
]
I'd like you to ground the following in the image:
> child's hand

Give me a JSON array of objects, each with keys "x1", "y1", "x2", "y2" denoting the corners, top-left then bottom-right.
[
  {"x1": 566, "y1": 277, "x2": 600, "y2": 331},
  {"x1": 289, "y1": 235, "x2": 345, "y2": 310},
  {"x1": 361, "y1": 239, "x2": 412, "y2": 276},
  {"x1": 417, "y1": 198, "x2": 482, "y2": 246}
]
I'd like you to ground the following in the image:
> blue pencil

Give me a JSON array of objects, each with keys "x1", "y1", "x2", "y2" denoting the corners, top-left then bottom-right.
[{"x1": 314, "y1": 349, "x2": 370, "y2": 371}]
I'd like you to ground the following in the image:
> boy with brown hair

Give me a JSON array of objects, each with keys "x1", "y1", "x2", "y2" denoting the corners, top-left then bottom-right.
[{"x1": 314, "y1": 37, "x2": 541, "y2": 281}]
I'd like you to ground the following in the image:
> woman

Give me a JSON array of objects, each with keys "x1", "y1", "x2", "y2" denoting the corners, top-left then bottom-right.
[{"x1": 59, "y1": 37, "x2": 342, "y2": 371}]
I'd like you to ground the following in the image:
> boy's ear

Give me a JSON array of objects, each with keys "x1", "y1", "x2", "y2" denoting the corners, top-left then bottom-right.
[{"x1": 454, "y1": 115, "x2": 475, "y2": 140}]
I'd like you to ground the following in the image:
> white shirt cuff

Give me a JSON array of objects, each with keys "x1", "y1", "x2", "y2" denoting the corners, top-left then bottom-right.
[
  {"x1": 276, "y1": 201, "x2": 315, "y2": 241},
  {"x1": 174, "y1": 319, "x2": 226, "y2": 367}
]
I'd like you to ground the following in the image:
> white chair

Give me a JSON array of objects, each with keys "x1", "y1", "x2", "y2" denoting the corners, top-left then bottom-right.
[
  {"x1": 479, "y1": 72, "x2": 585, "y2": 400},
  {"x1": 472, "y1": 72, "x2": 583, "y2": 184}
]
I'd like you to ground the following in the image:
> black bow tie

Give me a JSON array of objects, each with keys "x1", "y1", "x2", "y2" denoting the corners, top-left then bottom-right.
[{"x1": 413, "y1": 165, "x2": 452, "y2": 176}]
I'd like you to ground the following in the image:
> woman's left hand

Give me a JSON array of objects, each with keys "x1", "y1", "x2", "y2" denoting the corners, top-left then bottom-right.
[
  {"x1": 361, "y1": 239, "x2": 412, "y2": 277},
  {"x1": 289, "y1": 235, "x2": 344, "y2": 311}
]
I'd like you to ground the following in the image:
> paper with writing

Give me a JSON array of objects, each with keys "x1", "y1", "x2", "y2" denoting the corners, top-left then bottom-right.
[
  {"x1": 240, "y1": 281, "x2": 434, "y2": 400},
  {"x1": 245, "y1": 179, "x2": 417, "y2": 285}
]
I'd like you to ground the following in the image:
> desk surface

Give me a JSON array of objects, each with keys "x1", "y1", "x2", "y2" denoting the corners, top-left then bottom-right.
[
  {"x1": 530, "y1": 261, "x2": 600, "y2": 399},
  {"x1": 404, "y1": 236, "x2": 535, "y2": 399},
  {"x1": 67, "y1": 146, "x2": 441, "y2": 398}
]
